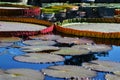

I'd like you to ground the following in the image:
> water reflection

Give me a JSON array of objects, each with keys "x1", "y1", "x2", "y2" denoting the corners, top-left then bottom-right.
[{"x1": 91, "y1": 38, "x2": 120, "y2": 46}]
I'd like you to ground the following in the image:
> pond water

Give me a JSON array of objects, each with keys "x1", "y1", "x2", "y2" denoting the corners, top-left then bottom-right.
[{"x1": 0, "y1": 37, "x2": 120, "y2": 80}]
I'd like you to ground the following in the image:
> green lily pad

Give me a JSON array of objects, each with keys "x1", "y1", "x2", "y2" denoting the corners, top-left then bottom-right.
[
  {"x1": 56, "y1": 37, "x2": 93, "y2": 45},
  {"x1": 14, "y1": 53, "x2": 65, "y2": 63},
  {"x1": 51, "y1": 48, "x2": 90, "y2": 56},
  {"x1": 82, "y1": 60, "x2": 120, "y2": 72},
  {"x1": 21, "y1": 46, "x2": 60, "y2": 52},
  {"x1": 105, "y1": 74, "x2": 120, "y2": 80},
  {"x1": 29, "y1": 34, "x2": 61, "y2": 41},
  {"x1": 0, "y1": 42, "x2": 13, "y2": 47},
  {"x1": 22, "y1": 40, "x2": 56, "y2": 46},
  {"x1": 72, "y1": 44, "x2": 112, "y2": 53},
  {"x1": 0, "y1": 68, "x2": 44, "y2": 80},
  {"x1": 42, "y1": 65, "x2": 96, "y2": 79}
]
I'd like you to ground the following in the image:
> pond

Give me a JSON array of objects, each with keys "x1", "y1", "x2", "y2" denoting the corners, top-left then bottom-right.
[{"x1": 0, "y1": 35, "x2": 120, "y2": 80}]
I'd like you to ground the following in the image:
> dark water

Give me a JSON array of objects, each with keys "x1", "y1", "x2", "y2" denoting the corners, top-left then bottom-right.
[{"x1": 0, "y1": 40, "x2": 120, "y2": 80}]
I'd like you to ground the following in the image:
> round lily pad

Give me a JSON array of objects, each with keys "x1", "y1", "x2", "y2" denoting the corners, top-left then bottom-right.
[
  {"x1": 0, "y1": 42, "x2": 13, "y2": 47},
  {"x1": 21, "y1": 46, "x2": 60, "y2": 52},
  {"x1": 29, "y1": 34, "x2": 61, "y2": 41},
  {"x1": 105, "y1": 74, "x2": 120, "y2": 80},
  {"x1": 22, "y1": 40, "x2": 56, "y2": 46},
  {"x1": 14, "y1": 53, "x2": 65, "y2": 63},
  {"x1": 42, "y1": 65, "x2": 96, "y2": 79},
  {"x1": 0, "y1": 37, "x2": 21, "y2": 42},
  {"x1": 56, "y1": 37, "x2": 94, "y2": 45},
  {"x1": 82, "y1": 60, "x2": 120, "y2": 72},
  {"x1": 51, "y1": 48, "x2": 90, "y2": 56},
  {"x1": 72, "y1": 44, "x2": 112, "y2": 53},
  {"x1": 0, "y1": 68, "x2": 44, "y2": 80}
]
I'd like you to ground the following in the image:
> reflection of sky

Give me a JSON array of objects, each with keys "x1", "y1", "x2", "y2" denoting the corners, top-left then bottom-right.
[
  {"x1": 0, "y1": 44, "x2": 120, "y2": 80},
  {"x1": 96, "y1": 45, "x2": 120, "y2": 62}
]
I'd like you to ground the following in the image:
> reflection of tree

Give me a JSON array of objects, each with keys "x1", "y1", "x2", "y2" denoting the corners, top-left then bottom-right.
[
  {"x1": 64, "y1": 54, "x2": 98, "y2": 66},
  {"x1": 64, "y1": 51, "x2": 110, "y2": 65},
  {"x1": 91, "y1": 38, "x2": 120, "y2": 46}
]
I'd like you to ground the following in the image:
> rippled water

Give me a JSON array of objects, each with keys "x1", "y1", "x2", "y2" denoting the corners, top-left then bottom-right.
[{"x1": 0, "y1": 39, "x2": 120, "y2": 80}]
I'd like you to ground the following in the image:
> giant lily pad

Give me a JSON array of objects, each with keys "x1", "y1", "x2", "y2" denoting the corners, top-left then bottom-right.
[
  {"x1": 72, "y1": 44, "x2": 112, "y2": 53},
  {"x1": 56, "y1": 37, "x2": 94, "y2": 45},
  {"x1": 0, "y1": 68, "x2": 44, "y2": 80},
  {"x1": 42, "y1": 65, "x2": 96, "y2": 79},
  {"x1": 51, "y1": 48, "x2": 90, "y2": 56},
  {"x1": 22, "y1": 40, "x2": 56, "y2": 46},
  {"x1": 29, "y1": 34, "x2": 61, "y2": 41},
  {"x1": 14, "y1": 53, "x2": 65, "y2": 63},
  {"x1": 105, "y1": 74, "x2": 120, "y2": 80},
  {"x1": 82, "y1": 60, "x2": 120, "y2": 72},
  {"x1": 21, "y1": 46, "x2": 60, "y2": 52},
  {"x1": 0, "y1": 37, "x2": 21, "y2": 43}
]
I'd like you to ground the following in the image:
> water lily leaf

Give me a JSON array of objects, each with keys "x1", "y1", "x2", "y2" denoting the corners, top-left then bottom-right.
[
  {"x1": 29, "y1": 34, "x2": 61, "y2": 41},
  {"x1": 22, "y1": 40, "x2": 56, "y2": 46},
  {"x1": 105, "y1": 74, "x2": 120, "y2": 80},
  {"x1": 51, "y1": 48, "x2": 90, "y2": 56},
  {"x1": 63, "y1": 23, "x2": 120, "y2": 33},
  {"x1": 82, "y1": 60, "x2": 120, "y2": 72},
  {"x1": 0, "y1": 37, "x2": 21, "y2": 42},
  {"x1": 0, "y1": 69, "x2": 5, "y2": 75},
  {"x1": 56, "y1": 37, "x2": 94, "y2": 45},
  {"x1": 21, "y1": 46, "x2": 60, "y2": 52},
  {"x1": 0, "y1": 42, "x2": 13, "y2": 47},
  {"x1": 0, "y1": 68, "x2": 44, "y2": 80},
  {"x1": 42, "y1": 65, "x2": 96, "y2": 79},
  {"x1": 0, "y1": 21, "x2": 46, "y2": 32},
  {"x1": 72, "y1": 44, "x2": 112, "y2": 53},
  {"x1": 14, "y1": 53, "x2": 65, "y2": 63}
]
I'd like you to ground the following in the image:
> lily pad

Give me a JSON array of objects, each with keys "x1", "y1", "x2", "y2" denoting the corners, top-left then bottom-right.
[
  {"x1": 72, "y1": 44, "x2": 112, "y2": 53},
  {"x1": 82, "y1": 60, "x2": 120, "y2": 72},
  {"x1": 29, "y1": 34, "x2": 61, "y2": 41},
  {"x1": 21, "y1": 46, "x2": 60, "y2": 52},
  {"x1": 0, "y1": 42, "x2": 13, "y2": 47},
  {"x1": 14, "y1": 53, "x2": 65, "y2": 63},
  {"x1": 42, "y1": 65, "x2": 96, "y2": 79},
  {"x1": 56, "y1": 37, "x2": 94, "y2": 45},
  {"x1": 0, "y1": 37, "x2": 21, "y2": 42},
  {"x1": 105, "y1": 74, "x2": 120, "y2": 80},
  {"x1": 0, "y1": 69, "x2": 5, "y2": 75},
  {"x1": 0, "y1": 68, "x2": 44, "y2": 80},
  {"x1": 22, "y1": 40, "x2": 56, "y2": 46},
  {"x1": 51, "y1": 48, "x2": 90, "y2": 56}
]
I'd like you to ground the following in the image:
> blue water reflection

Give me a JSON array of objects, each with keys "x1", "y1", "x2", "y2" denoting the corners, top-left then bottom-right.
[{"x1": 0, "y1": 41, "x2": 120, "y2": 80}]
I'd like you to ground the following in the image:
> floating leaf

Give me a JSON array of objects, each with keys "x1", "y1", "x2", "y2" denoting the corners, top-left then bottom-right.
[
  {"x1": 42, "y1": 65, "x2": 96, "y2": 79},
  {"x1": 23, "y1": 40, "x2": 56, "y2": 46},
  {"x1": 14, "y1": 53, "x2": 64, "y2": 63},
  {"x1": 0, "y1": 21, "x2": 46, "y2": 32},
  {"x1": 0, "y1": 69, "x2": 5, "y2": 75},
  {"x1": 82, "y1": 60, "x2": 120, "y2": 72},
  {"x1": 72, "y1": 44, "x2": 112, "y2": 53},
  {"x1": 0, "y1": 42, "x2": 13, "y2": 47},
  {"x1": 56, "y1": 37, "x2": 93, "y2": 45},
  {"x1": 0, "y1": 68, "x2": 44, "y2": 80},
  {"x1": 63, "y1": 23, "x2": 120, "y2": 33},
  {"x1": 21, "y1": 46, "x2": 60, "y2": 52},
  {"x1": 105, "y1": 74, "x2": 120, "y2": 80},
  {"x1": 29, "y1": 34, "x2": 61, "y2": 41},
  {"x1": 51, "y1": 48, "x2": 90, "y2": 56},
  {"x1": 0, "y1": 37, "x2": 21, "y2": 42}
]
